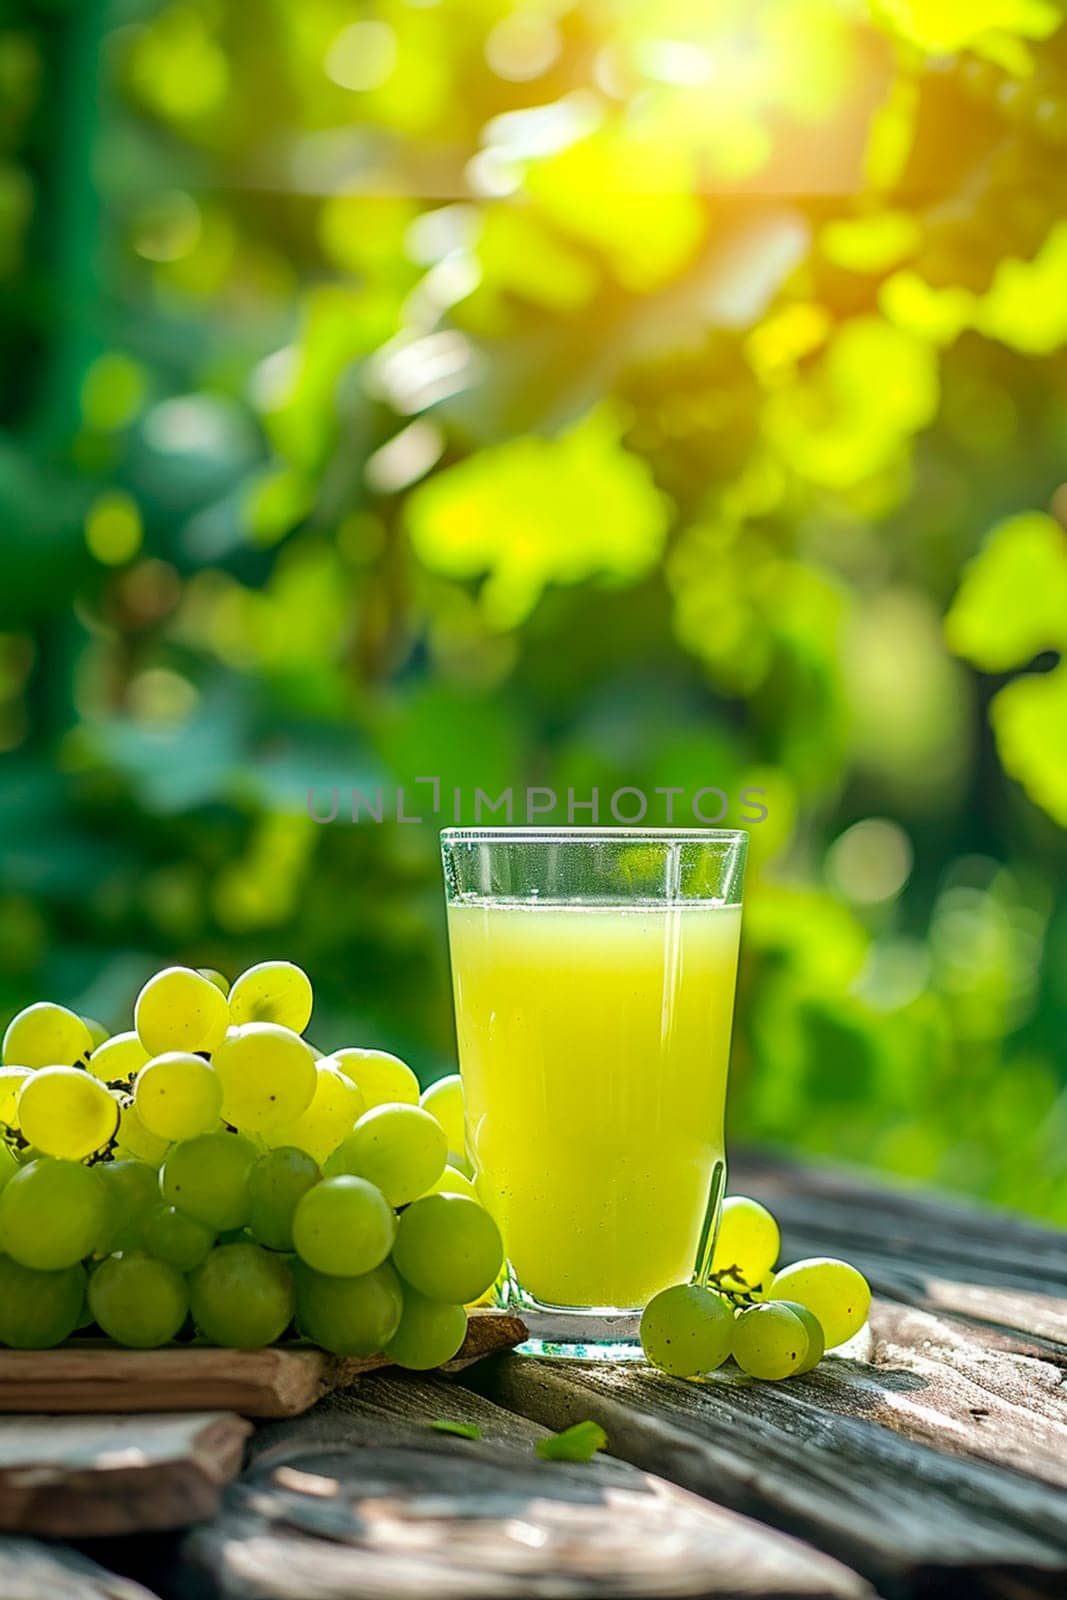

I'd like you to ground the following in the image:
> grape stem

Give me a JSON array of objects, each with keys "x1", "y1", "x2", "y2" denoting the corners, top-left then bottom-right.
[{"x1": 704, "y1": 1263, "x2": 762, "y2": 1309}]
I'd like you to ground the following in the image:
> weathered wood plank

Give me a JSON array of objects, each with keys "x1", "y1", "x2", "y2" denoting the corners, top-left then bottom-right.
[
  {"x1": 177, "y1": 1372, "x2": 872, "y2": 1600},
  {"x1": 0, "y1": 1412, "x2": 251, "y2": 1537},
  {"x1": 0, "y1": 1537, "x2": 159, "y2": 1598}
]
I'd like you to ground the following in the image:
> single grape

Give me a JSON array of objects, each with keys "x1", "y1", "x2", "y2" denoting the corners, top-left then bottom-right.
[
  {"x1": 710, "y1": 1196, "x2": 780, "y2": 1289},
  {"x1": 0, "y1": 1067, "x2": 32, "y2": 1126},
  {"x1": 190, "y1": 1242, "x2": 295, "y2": 1348},
  {"x1": 198, "y1": 967, "x2": 230, "y2": 997},
  {"x1": 134, "y1": 966, "x2": 230, "y2": 1056},
  {"x1": 81, "y1": 1017, "x2": 109, "y2": 1051},
  {"x1": 330, "y1": 1048, "x2": 419, "y2": 1109},
  {"x1": 768, "y1": 1258, "x2": 871, "y2": 1350},
  {"x1": 777, "y1": 1299, "x2": 825, "y2": 1374},
  {"x1": 392, "y1": 1194, "x2": 503, "y2": 1305},
  {"x1": 212, "y1": 1022, "x2": 316, "y2": 1132},
  {"x1": 89, "y1": 1253, "x2": 189, "y2": 1348},
  {"x1": 142, "y1": 1203, "x2": 215, "y2": 1271},
  {"x1": 731, "y1": 1302, "x2": 810, "y2": 1380},
  {"x1": 0, "y1": 1258, "x2": 85, "y2": 1348},
  {"x1": 263, "y1": 1063, "x2": 363, "y2": 1165},
  {"x1": 228, "y1": 961, "x2": 313, "y2": 1033},
  {"x1": 17, "y1": 1067, "x2": 118, "y2": 1161},
  {"x1": 134, "y1": 1052, "x2": 223, "y2": 1142},
  {"x1": 383, "y1": 1289, "x2": 467, "y2": 1371},
  {"x1": 423, "y1": 1164, "x2": 478, "y2": 1201},
  {"x1": 3, "y1": 1002, "x2": 93, "y2": 1069},
  {"x1": 160, "y1": 1131, "x2": 258, "y2": 1230},
  {"x1": 291, "y1": 1175, "x2": 395, "y2": 1276},
  {"x1": 0, "y1": 1159, "x2": 107, "y2": 1270},
  {"x1": 87, "y1": 1031, "x2": 150, "y2": 1085},
  {"x1": 114, "y1": 1099, "x2": 170, "y2": 1164},
  {"x1": 324, "y1": 1103, "x2": 446, "y2": 1206},
  {"x1": 419, "y1": 1074, "x2": 465, "y2": 1155},
  {"x1": 640, "y1": 1284, "x2": 734, "y2": 1377},
  {"x1": 248, "y1": 1147, "x2": 321, "y2": 1252},
  {"x1": 96, "y1": 1160, "x2": 159, "y2": 1254},
  {"x1": 294, "y1": 1259, "x2": 403, "y2": 1356}
]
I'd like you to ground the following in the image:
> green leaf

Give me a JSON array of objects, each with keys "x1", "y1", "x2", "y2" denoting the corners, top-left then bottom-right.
[
  {"x1": 535, "y1": 1421, "x2": 608, "y2": 1462},
  {"x1": 945, "y1": 513, "x2": 1067, "y2": 671},
  {"x1": 430, "y1": 1419, "x2": 482, "y2": 1439}
]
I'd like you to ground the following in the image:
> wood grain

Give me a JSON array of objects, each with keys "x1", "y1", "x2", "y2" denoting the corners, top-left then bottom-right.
[{"x1": 177, "y1": 1372, "x2": 872, "y2": 1600}]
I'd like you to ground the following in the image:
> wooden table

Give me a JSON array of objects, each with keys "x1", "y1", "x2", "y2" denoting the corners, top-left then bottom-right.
[{"x1": 4, "y1": 1152, "x2": 1065, "y2": 1600}]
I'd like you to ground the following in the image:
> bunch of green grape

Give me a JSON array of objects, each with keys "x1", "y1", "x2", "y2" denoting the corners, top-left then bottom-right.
[
  {"x1": 0, "y1": 965, "x2": 501, "y2": 1366},
  {"x1": 639, "y1": 1196, "x2": 871, "y2": 1381}
]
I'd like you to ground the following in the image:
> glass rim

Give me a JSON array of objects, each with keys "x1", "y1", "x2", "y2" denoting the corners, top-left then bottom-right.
[{"x1": 441, "y1": 827, "x2": 748, "y2": 844}]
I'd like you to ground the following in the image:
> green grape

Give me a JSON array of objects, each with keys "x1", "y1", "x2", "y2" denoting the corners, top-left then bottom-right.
[
  {"x1": 419, "y1": 1074, "x2": 465, "y2": 1155},
  {"x1": 769, "y1": 1258, "x2": 871, "y2": 1349},
  {"x1": 263, "y1": 1063, "x2": 364, "y2": 1164},
  {"x1": 87, "y1": 1031, "x2": 150, "y2": 1085},
  {"x1": 331, "y1": 1047, "x2": 419, "y2": 1109},
  {"x1": 392, "y1": 1194, "x2": 503, "y2": 1305},
  {"x1": 2, "y1": 1002, "x2": 93, "y2": 1069},
  {"x1": 710, "y1": 1196, "x2": 780, "y2": 1290},
  {"x1": 0, "y1": 1067, "x2": 32, "y2": 1125},
  {"x1": 96, "y1": 1160, "x2": 159, "y2": 1254},
  {"x1": 0, "y1": 1144, "x2": 18, "y2": 1192},
  {"x1": 731, "y1": 1302, "x2": 810, "y2": 1380},
  {"x1": 190, "y1": 1242, "x2": 295, "y2": 1348},
  {"x1": 228, "y1": 960, "x2": 313, "y2": 1033},
  {"x1": 0, "y1": 1159, "x2": 107, "y2": 1270},
  {"x1": 383, "y1": 1288, "x2": 467, "y2": 1371},
  {"x1": 639, "y1": 1284, "x2": 734, "y2": 1377},
  {"x1": 248, "y1": 1147, "x2": 321, "y2": 1252},
  {"x1": 114, "y1": 1100, "x2": 170, "y2": 1164},
  {"x1": 324, "y1": 1104, "x2": 446, "y2": 1206},
  {"x1": 17, "y1": 1067, "x2": 118, "y2": 1161},
  {"x1": 81, "y1": 1017, "x2": 109, "y2": 1051},
  {"x1": 212, "y1": 1022, "x2": 316, "y2": 1132},
  {"x1": 198, "y1": 967, "x2": 230, "y2": 997},
  {"x1": 134, "y1": 966, "x2": 231, "y2": 1056},
  {"x1": 0, "y1": 1258, "x2": 85, "y2": 1349},
  {"x1": 160, "y1": 1131, "x2": 258, "y2": 1229},
  {"x1": 291, "y1": 1175, "x2": 395, "y2": 1276},
  {"x1": 423, "y1": 1164, "x2": 477, "y2": 1201},
  {"x1": 88, "y1": 1253, "x2": 189, "y2": 1348},
  {"x1": 777, "y1": 1299, "x2": 825, "y2": 1374},
  {"x1": 294, "y1": 1259, "x2": 403, "y2": 1356},
  {"x1": 142, "y1": 1203, "x2": 215, "y2": 1271},
  {"x1": 134, "y1": 1052, "x2": 223, "y2": 1142}
]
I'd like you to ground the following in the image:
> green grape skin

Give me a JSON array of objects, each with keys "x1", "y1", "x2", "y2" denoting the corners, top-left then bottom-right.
[
  {"x1": 330, "y1": 1048, "x2": 419, "y2": 1109},
  {"x1": 88, "y1": 1253, "x2": 189, "y2": 1348},
  {"x1": 291, "y1": 1175, "x2": 395, "y2": 1277},
  {"x1": 263, "y1": 1064, "x2": 364, "y2": 1165},
  {"x1": 228, "y1": 961, "x2": 313, "y2": 1033},
  {"x1": 114, "y1": 1100, "x2": 170, "y2": 1164},
  {"x1": 17, "y1": 1067, "x2": 119, "y2": 1161},
  {"x1": 81, "y1": 1017, "x2": 109, "y2": 1051},
  {"x1": 190, "y1": 1242, "x2": 295, "y2": 1348},
  {"x1": 0, "y1": 1159, "x2": 108, "y2": 1270},
  {"x1": 710, "y1": 1196, "x2": 780, "y2": 1290},
  {"x1": 731, "y1": 1302, "x2": 810, "y2": 1380},
  {"x1": 142, "y1": 1204, "x2": 215, "y2": 1271},
  {"x1": 640, "y1": 1284, "x2": 734, "y2": 1377},
  {"x1": 324, "y1": 1104, "x2": 446, "y2": 1206},
  {"x1": 3, "y1": 1002, "x2": 93, "y2": 1069},
  {"x1": 294, "y1": 1260, "x2": 403, "y2": 1356},
  {"x1": 198, "y1": 967, "x2": 230, "y2": 997},
  {"x1": 392, "y1": 1195, "x2": 503, "y2": 1305},
  {"x1": 248, "y1": 1147, "x2": 321, "y2": 1252},
  {"x1": 96, "y1": 1161, "x2": 159, "y2": 1254},
  {"x1": 160, "y1": 1131, "x2": 258, "y2": 1230},
  {"x1": 383, "y1": 1288, "x2": 467, "y2": 1371},
  {"x1": 0, "y1": 1067, "x2": 32, "y2": 1126},
  {"x1": 134, "y1": 966, "x2": 231, "y2": 1056},
  {"x1": 419, "y1": 1074, "x2": 465, "y2": 1155},
  {"x1": 768, "y1": 1258, "x2": 871, "y2": 1349},
  {"x1": 87, "y1": 1031, "x2": 150, "y2": 1085},
  {"x1": 0, "y1": 1144, "x2": 18, "y2": 1193},
  {"x1": 134, "y1": 1052, "x2": 223, "y2": 1142},
  {"x1": 423, "y1": 1164, "x2": 477, "y2": 1201},
  {"x1": 0, "y1": 1258, "x2": 86, "y2": 1349},
  {"x1": 777, "y1": 1299, "x2": 825, "y2": 1374},
  {"x1": 212, "y1": 1022, "x2": 316, "y2": 1133}
]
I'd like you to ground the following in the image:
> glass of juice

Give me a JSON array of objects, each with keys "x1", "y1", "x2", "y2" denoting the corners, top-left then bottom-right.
[{"x1": 441, "y1": 827, "x2": 747, "y2": 1359}]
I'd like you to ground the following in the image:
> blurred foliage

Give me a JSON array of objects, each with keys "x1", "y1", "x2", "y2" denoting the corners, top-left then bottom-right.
[{"x1": 1, "y1": 0, "x2": 1066, "y2": 1219}]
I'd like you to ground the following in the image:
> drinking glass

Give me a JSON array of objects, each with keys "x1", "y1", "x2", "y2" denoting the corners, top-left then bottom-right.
[{"x1": 441, "y1": 827, "x2": 747, "y2": 1359}]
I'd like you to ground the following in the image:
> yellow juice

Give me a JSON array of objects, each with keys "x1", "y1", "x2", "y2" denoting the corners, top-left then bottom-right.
[{"x1": 446, "y1": 899, "x2": 742, "y2": 1309}]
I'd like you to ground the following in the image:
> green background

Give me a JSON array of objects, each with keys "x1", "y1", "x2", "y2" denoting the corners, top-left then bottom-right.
[{"x1": 2, "y1": 0, "x2": 1065, "y2": 1219}]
